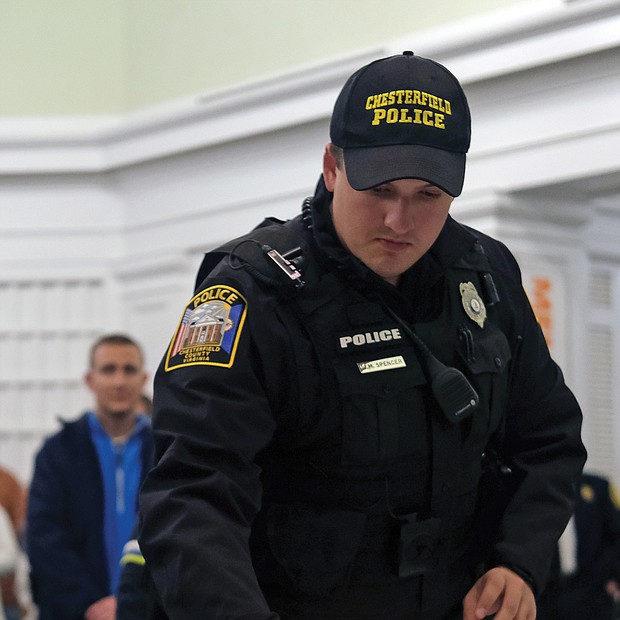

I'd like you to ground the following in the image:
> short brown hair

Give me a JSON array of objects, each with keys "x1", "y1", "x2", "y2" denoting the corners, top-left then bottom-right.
[
  {"x1": 329, "y1": 143, "x2": 345, "y2": 169},
  {"x1": 89, "y1": 334, "x2": 143, "y2": 368}
]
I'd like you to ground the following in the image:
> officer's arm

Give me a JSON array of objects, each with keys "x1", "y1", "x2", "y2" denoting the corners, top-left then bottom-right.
[
  {"x1": 485, "y1": 254, "x2": 586, "y2": 595},
  {"x1": 139, "y1": 275, "x2": 285, "y2": 620}
]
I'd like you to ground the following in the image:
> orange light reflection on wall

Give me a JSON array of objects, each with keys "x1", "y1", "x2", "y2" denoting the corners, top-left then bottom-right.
[{"x1": 530, "y1": 276, "x2": 553, "y2": 349}]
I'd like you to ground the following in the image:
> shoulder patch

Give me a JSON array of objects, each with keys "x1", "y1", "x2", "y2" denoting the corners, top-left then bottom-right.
[{"x1": 165, "y1": 285, "x2": 247, "y2": 371}]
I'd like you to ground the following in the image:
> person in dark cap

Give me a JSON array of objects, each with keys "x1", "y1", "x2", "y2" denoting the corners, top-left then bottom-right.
[{"x1": 139, "y1": 52, "x2": 586, "y2": 619}]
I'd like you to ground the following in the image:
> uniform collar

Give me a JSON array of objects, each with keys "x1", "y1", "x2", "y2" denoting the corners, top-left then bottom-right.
[{"x1": 306, "y1": 176, "x2": 477, "y2": 287}]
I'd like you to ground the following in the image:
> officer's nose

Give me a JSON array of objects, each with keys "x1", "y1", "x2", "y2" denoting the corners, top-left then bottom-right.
[{"x1": 384, "y1": 201, "x2": 414, "y2": 235}]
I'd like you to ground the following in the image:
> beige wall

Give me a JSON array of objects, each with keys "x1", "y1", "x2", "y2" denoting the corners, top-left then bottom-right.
[
  {"x1": 0, "y1": 0, "x2": 127, "y2": 115},
  {"x1": 1, "y1": 0, "x2": 522, "y2": 115}
]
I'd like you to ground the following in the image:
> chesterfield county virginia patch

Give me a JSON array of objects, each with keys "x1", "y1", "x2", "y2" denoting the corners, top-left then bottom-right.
[{"x1": 165, "y1": 285, "x2": 247, "y2": 371}]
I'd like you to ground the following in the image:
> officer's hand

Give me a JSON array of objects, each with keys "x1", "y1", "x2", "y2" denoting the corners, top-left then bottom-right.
[
  {"x1": 462, "y1": 566, "x2": 536, "y2": 620},
  {"x1": 605, "y1": 579, "x2": 620, "y2": 602}
]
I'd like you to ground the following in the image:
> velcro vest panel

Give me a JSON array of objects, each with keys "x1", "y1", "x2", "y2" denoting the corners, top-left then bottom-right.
[{"x1": 292, "y1": 259, "x2": 511, "y2": 512}]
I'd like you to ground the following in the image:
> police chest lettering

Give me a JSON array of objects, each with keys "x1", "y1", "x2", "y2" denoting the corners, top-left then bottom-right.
[{"x1": 339, "y1": 328, "x2": 402, "y2": 349}]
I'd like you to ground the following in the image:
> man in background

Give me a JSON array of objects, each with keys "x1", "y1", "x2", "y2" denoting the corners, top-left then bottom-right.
[{"x1": 27, "y1": 334, "x2": 154, "y2": 620}]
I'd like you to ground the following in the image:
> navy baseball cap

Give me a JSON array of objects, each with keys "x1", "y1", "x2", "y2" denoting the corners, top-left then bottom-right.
[{"x1": 329, "y1": 51, "x2": 471, "y2": 197}]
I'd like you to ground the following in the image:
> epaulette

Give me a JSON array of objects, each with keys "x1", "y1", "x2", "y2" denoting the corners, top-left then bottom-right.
[{"x1": 194, "y1": 216, "x2": 306, "y2": 296}]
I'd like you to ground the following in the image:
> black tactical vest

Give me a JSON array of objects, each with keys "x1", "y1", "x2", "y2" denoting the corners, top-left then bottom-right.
[{"x1": 197, "y1": 215, "x2": 513, "y2": 614}]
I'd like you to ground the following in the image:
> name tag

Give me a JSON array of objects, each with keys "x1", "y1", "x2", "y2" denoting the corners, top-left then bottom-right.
[{"x1": 357, "y1": 356, "x2": 406, "y2": 374}]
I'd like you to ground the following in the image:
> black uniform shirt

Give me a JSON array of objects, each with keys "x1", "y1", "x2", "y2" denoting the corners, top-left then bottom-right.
[{"x1": 139, "y1": 179, "x2": 586, "y2": 619}]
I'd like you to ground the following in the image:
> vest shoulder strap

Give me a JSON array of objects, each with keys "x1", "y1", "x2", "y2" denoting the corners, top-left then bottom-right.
[{"x1": 193, "y1": 216, "x2": 306, "y2": 294}]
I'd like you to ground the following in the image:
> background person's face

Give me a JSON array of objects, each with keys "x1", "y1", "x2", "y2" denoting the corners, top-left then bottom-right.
[
  {"x1": 323, "y1": 148, "x2": 453, "y2": 285},
  {"x1": 85, "y1": 343, "x2": 146, "y2": 419}
]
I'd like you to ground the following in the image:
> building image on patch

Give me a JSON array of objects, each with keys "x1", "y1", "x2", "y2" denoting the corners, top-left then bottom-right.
[
  {"x1": 166, "y1": 285, "x2": 247, "y2": 370},
  {"x1": 184, "y1": 300, "x2": 231, "y2": 349}
]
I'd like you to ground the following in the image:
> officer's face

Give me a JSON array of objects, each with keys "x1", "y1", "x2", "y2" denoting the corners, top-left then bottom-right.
[
  {"x1": 85, "y1": 343, "x2": 147, "y2": 421},
  {"x1": 323, "y1": 146, "x2": 453, "y2": 286}
]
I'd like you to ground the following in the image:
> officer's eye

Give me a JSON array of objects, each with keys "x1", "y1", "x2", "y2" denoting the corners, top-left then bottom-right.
[
  {"x1": 420, "y1": 189, "x2": 442, "y2": 200},
  {"x1": 369, "y1": 185, "x2": 391, "y2": 195}
]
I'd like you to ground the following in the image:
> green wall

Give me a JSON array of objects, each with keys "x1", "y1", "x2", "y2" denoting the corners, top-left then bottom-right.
[
  {"x1": 0, "y1": 0, "x2": 126, "y2": 115},
  {"x1": 0, "y1": 0, "x2": 522, "y2": 116}
]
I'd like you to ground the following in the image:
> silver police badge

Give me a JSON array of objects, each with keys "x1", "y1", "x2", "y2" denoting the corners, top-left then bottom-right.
[{"x1": 459, "y1": 281, "x2": 486, "y2": 328}]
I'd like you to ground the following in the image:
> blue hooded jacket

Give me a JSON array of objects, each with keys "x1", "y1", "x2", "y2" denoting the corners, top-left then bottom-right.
[{"x1": 27, "y1": 414, "x2": 154, "y2": 620}]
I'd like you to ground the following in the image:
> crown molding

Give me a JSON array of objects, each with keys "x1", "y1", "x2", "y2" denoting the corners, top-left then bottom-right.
[
  {"x1": 0, "y1": 47, "x2": 382, "y2": 175},
  {"x1": 389, "y1": 0, "x2": 620, "y2": 82},
  {"x1": 0, "y1": 0, "x2": 618, "y2": 175}
]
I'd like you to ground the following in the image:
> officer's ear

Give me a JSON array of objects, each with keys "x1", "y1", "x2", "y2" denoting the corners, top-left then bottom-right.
[{"x1": 323, "y1": 144, "x2": 338, "y2": 192}]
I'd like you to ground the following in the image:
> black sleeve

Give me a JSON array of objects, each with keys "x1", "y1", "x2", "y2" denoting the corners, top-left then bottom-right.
[
  {"x1": 139, "y1": 271, "x2": 289, "y2": 620},
  {"x1": 483, "y1": 241, "x2": 587, "y2": 594},
  {"x1": 116, "y1": 563, "x2": 148, "y2": 620}
]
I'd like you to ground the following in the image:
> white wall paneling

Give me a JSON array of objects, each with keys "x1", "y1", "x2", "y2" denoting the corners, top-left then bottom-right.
[{"x1": 0, "y1": 277, "x2": 114, "y2": 484}]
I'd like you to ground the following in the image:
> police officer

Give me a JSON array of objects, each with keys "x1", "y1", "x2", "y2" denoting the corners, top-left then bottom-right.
[{"x1": 139, "y1": 52, "x2": 586, "y2": 619}]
